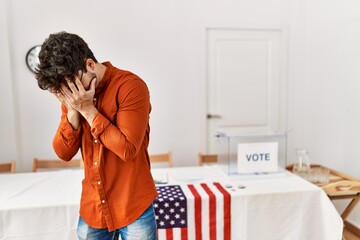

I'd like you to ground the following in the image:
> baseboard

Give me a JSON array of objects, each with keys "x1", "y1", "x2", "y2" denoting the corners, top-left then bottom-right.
[{"x1": 345, "y1": 220, "x2": 360, "y2": 237}]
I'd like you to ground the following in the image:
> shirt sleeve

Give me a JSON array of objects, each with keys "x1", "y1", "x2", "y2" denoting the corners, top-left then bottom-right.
[
  {"x1": 52, "y1": 104, "x2": 82, "y2": 161},
  {"x1": 90, "y1": 79, "x2": 150, "y2": 161}
]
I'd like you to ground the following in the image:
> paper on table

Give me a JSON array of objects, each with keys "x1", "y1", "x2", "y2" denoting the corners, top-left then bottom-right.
[
  {"x1": 153, "y1": 172, "x2": 168, "y2": 184},
  {"x1": 173, "y1": 173, "x2": 203, "y2": 183}
]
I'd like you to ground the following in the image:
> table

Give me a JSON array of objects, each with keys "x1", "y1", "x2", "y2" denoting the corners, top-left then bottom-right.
[
  {"x1": 152, "y1": 166, "x2": 343, "y2": 240},
  {"x1": 0, "y1": 166, "x2": 343, "y2": 240},
  {"x1": 0, "y1": 170, "x2": 82, "y2": 240},
  {"x1": 321, "y1": 167, "x2": 360, "y2": 221},
  {"x1": 228, "y1": 175, "x2": 343, "y2": 240}
]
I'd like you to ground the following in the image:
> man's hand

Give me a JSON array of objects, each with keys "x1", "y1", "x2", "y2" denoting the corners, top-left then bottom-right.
[
  {"x1": 60, "y1": 77, "x2": 98, "y2": 126},
  {"x1": 49, "y1": 87, "x2": 80, "y2": 130}
]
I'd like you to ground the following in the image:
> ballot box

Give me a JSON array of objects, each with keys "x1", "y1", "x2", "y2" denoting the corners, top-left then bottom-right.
[{"x1": 216, "y1": 131, "x2": 288, "y2": 178}]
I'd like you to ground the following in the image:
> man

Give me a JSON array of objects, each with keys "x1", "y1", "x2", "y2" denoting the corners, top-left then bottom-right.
[{"x1": 35, "y1": 31, "x2": 158, "y2": 240}]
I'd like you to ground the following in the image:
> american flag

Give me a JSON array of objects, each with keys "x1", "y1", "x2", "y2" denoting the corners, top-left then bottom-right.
[{"x1": 154, "y1": 182, "x2": 231, "y2": 240}]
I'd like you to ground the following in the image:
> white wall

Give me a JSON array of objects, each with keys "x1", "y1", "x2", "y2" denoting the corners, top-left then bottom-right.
[
  {"x1": 2, "y1": 0, "x2": 360, "y2": 226},
  {"x1": 0, "y1": 0, "x2": 18, "y2": 164},
  {"x1": 303, "y1": 0, "x2": 360, "y2": 225},
  {"x1": 2, "y1": 0, "x2": 301, "y2": 171}
]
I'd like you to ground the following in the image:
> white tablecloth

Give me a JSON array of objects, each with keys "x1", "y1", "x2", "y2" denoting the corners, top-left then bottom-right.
[
  {"x1": 0, "y1": 166, "x2": 343, "y2": 240},
  {"x1": 0, "y1": 170, "x2": 82, "y2": 240},
  {"x1": 228, "y1": 176, "x2": 343, "y2": 240}
]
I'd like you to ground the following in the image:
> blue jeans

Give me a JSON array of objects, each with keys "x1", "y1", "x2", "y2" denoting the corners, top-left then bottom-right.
[{"x1": 77, "y1": 204, "x2": 157, "y2": 240}]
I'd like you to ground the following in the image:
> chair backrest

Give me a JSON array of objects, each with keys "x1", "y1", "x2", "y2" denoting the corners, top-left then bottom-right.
[
  {"x1": 149, "y1": 152, "x2": 173, "y2": 167},
  {"x1": 32, "y1": 158, "x2": 82, "y2": 172},
  {"x1": 0, "y1": 161, "x2": 16, "y2": 173},
  {"x1": 198, "y1": 153, "x2": 218, "y2": 166}
]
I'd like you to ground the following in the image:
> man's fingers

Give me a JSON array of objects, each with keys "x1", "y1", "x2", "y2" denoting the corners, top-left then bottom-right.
[
  {"x1": 74, "y1": 78, "x2": 85, "y2": 92},
  {"x1": 90, "y1": 77, "x2": 97, "y2": 91},
  {"x1": 65, "y1": 79, "x2": 79, "y2": 93},
  {"x1": 60, "y1": 83, "x2": 71, "y2": 95}
]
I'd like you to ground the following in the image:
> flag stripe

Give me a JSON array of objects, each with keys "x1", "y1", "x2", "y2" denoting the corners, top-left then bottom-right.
[
  {"x1": 188, "y1": 184, "x2": 202, "y2": 240},
  {"x1": 157, "y1": 229, "x2": 166, "y2": 239},
  {"x1": 166, "y1": 228, "x2": 173, "y2": 240},
  {"x1": 181, "y1": 227, "x2": 188, "y2": 240},
  {"x1": 214, "y1": 182, "x2": 231, "y2": 240},
  {"x1": 173, "y1": 228, "x2": 181, "y2": 240},
  {"x1": 201, "y1": 183, "x2": 217, "y2": 240},
  {"x1": 181, "y1": 185, "x2": 195, "y2": 240},
  {"x1": 207, "y1": 183, "x2": 225, "y2": 240},
  {"x1": 194, "y1": 184, "x2": 209, "y2": 240}
]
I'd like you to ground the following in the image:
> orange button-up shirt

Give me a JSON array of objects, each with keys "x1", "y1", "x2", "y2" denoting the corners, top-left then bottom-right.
[{"x1": 53, "y1": 62, "x2": 158, "y2": 231}]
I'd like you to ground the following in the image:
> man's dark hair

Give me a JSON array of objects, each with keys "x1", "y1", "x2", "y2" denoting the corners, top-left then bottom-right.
[{"x1": 35, "y1": 31, "x2": 98, "y2": 91}]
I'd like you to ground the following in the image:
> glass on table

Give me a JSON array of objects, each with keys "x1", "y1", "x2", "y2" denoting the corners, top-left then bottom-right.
[
  {"x1": 318, "y1": 166, "x2": 330, "y2": 183},
  {"x1": 304, "y1": 166, "x2": 330, "y2": 183},
  {"x1": 292, "y1": 148, "x2": 311, "y2": 179}
]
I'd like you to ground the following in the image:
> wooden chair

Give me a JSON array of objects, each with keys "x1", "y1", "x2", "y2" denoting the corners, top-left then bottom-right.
[
  {"x1": 198, "y1": 153, "x2": 218, "y2": 166},
  {"x1": 0, "y1": 161, "x2": 16, "y2": 173},
  {"x1": 32, "y1": 158, "x2": 82, "y2": 172},
  {"x1": 149, "y1": 152, "x2": 173, "y2": 167}
]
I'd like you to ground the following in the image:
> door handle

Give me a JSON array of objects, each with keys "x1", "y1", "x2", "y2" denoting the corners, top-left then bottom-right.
[{"x1": 207, "y1": 114, "x2": 221, "y2": 119}]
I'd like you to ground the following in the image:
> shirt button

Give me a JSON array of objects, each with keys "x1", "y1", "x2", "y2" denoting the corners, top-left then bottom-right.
[
  {"x1": 101, "y1": 200, "x2": 105, "y2": 204},
  {"x1": 97, "y1": 181, "x2": 101, "y2": 185},
  {"x1": 94, "y1": 139, "x2": 98, "y2": 143},
  {"x1": 94, "y1": 162, "x2": 98, "y2": 166}
]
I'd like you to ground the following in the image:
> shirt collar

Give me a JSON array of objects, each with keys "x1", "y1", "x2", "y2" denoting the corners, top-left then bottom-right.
[{"x1": 95, "y1": 61, "x2": 113, "y2": 95}]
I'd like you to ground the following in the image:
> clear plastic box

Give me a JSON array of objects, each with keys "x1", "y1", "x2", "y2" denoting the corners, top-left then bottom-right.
[{"x1": 216, "y1": 131, "x2": 288, "y2": 178}]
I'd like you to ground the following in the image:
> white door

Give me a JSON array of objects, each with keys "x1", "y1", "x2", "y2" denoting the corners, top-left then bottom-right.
[{"x1": 206, "y1": 27, "x2": 288, "y2": 153}]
